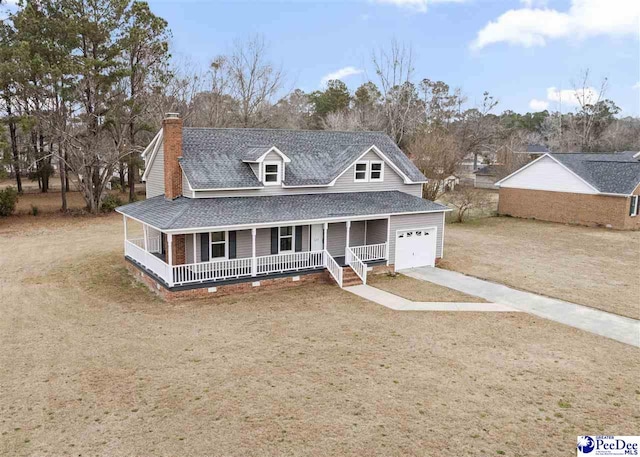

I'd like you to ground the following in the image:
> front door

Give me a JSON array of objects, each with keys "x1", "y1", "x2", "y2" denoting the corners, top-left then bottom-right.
[{"x1": 311, "y1": 224, "x2": 324, "y2": 251}]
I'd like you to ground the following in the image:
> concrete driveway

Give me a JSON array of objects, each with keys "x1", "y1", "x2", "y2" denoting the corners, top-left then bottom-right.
[{"x1": 401, "y1": 267, "x2": 640, "y2": 347}]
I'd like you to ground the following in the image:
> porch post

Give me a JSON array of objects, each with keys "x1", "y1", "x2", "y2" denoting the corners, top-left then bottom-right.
[
  {"x1": 143, "y1": 224, "x2": 148, "y2": 251},
  {"x1": 167, "y1": 233, "x2": 173, "y2": 266},
  {"x1": 323, "y1": 223, "x2": 328, "y2": 251},
  {"x1": 193, "y1": 233, "x2": 197, "y2": 264},
  {"x1": 345, "y1": 220, "x2": 351, "y2": 260},
  {"x1": 251, "y1": 228, "x2": 257, "y2": 277},
  {"x1": 123, "y1": 215, "x2": 128, "y2": 242}
]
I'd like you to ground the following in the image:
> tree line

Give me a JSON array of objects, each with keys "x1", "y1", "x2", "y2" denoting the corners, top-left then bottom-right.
[{"x1": 1, "y1": 1, "x2": 639, "y2": 212}]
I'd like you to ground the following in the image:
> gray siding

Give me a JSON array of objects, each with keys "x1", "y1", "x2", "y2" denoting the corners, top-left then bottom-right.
[
  {"x1": 182, "y1": 170, "x2": 192, "y2": 196},
  {"x1": 327, "y1": 222, "x2": 347, "y2": 257},
  {"x1": 145, "y1": 140, "x2": 165, "y2": 198},
  {"x1": 365, "y1": 218, "x2": 388, "y2": 244},
  {"x1": 349, "y1": 221, "x2": 365, "y2": 247},
  {"x1": 235, "y1": 229, "x2": 253, "y2": 258},
  {"x1": 192, "y1": 150, "x2": 422, "y2": 198},
  {"x1": 388, "y1": 212, "x2": 445, "y2": 264}
]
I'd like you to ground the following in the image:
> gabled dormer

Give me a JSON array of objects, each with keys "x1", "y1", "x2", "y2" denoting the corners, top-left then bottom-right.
[{"x1": 242, "y1": 146, "x2": 291, "y2": 186}]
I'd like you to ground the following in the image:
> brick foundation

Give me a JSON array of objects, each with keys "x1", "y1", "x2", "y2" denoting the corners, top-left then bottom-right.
[
  {"x1": 126, "y1": 261, "x2": 333, "y2": 301},
  {"x1": 498, "y1": 187, "x2": 640, "y2": 230}
]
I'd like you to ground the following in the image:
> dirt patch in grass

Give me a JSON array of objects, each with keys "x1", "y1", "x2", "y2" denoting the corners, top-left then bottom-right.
[
  {"x1": 368, "y1": 273, "x2": 487, "y2": 302},
  {"x1": 1, "y1": 215, "x2": 638, "y2": 457},
  {"x1": 440, "y1": 217, "x2": 640, "y2": 319}
]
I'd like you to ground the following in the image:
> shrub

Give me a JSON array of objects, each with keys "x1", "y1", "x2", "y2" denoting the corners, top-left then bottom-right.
[
  {"x1": 0, "y1": 186, "x2": 18, "y2": 216},
  {"x1": 101, "y1": 194, "x2": 123, "y2": 213},
  {"x1": 30, "y1": 205, "x2": 39, "y2": 216}
]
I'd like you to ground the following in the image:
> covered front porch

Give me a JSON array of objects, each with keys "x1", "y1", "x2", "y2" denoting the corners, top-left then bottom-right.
[{"x1": 123, "y1": 216, "x2": 389, "y2": 288}]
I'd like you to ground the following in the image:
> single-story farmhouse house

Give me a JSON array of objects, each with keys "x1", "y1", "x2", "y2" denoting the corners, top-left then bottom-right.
[
  {"x1": 116, "y1": 114, "x2": 449, "y2": 299},
  {"x1": 496, "y1": 151, "x2": 640, "y2": 230}
]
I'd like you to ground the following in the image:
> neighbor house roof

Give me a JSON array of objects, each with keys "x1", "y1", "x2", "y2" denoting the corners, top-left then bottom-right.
[
  {"x1": 116, "y1": 191, "x2": 448, "y2": 232},
  {"x1": 526, "y1": 144, "x2": 549, "y2": 153},
  {"x1": 474, "y1": 165, "x2": 503, "y2": 176},
  {"x1": 551, "y1": 151, "x2": 640, "y2": 195},
  {"x1": 178, "y1": 128, "x2": 427, "y2": 190}
]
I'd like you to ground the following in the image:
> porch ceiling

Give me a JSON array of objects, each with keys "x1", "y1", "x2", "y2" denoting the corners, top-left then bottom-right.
[{"x1": 116, "y1": 191, "x2": 448, "y2": 232}]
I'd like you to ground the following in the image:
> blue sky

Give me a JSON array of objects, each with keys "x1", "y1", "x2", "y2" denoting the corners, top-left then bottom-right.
[{"x1": 4, "y1": 0, "x2": 638, "y2": 115}]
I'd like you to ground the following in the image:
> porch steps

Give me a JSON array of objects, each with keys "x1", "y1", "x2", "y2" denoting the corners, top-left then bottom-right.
[{"x1": 342, "y1": 267, "x2": 363, "y2": 287}]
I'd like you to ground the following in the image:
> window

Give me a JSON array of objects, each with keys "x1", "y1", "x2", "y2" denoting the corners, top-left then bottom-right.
[
  {"x1": 279, "y1": 226, "x2": 293, "y2": 252},
  {"x1": 630, "y1": 195, "x2": 639, "y2": 217},
  {"x1": 370, "y1": 161, "x2": 384, "y2": 181},
  {"x1": 354, "y1": 162, "x2": 368, "y2": 181},
  {"x1": 354, "y1": 160, "x2": 384, "y2": 182},
  {"x1": 210, "y1": 231, "x2": 227, "y2": 259},
  {"x1": 263, "y1": 162, "x2": 281, "y2": 185}
]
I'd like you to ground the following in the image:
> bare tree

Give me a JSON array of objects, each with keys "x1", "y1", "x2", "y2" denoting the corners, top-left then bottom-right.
[
  {"x1": 408, "y1": 128, "x2": 461, "y2": 201},
  {"x1": 446, "y1": 186, "x2": 492, "y2": 223},
  {"x1": 322, "y1": 110, "x2": 363, "y2": 131},
  {"x1": 227, "y1": 35, "x2": 284, "y2": 127},
  {"x1": 372, "y1": 41, "x2": 420, "y2": 145}
]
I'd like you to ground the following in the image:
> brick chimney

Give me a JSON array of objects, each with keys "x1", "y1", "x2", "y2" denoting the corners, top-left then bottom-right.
[{"x1": 163, "y1": 112, "x2": 183, "y2": 200}]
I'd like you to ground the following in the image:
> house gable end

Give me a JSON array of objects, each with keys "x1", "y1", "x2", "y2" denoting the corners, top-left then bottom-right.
[{"x1": 496, "y1": 155, "x2": 598, "y2": 194}]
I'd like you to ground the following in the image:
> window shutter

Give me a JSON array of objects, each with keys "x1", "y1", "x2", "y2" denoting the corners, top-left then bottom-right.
[
  {"x1": 200, "y1": 233, "x2": 210, "y2": 262},
  {"x1": 228, "y1": 231, "x2": 237, "y2": 259},
  {"x1": 271, "y1": 227, "x2": 278, "y2": 254},
  {"x1": 295, "y1": 226, "x2": 302, "y2": 252}
]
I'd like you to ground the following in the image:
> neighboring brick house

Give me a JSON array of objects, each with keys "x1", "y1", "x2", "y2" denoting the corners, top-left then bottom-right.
[
  {"x1": 496, "y1": 152, "x2": 640, "y2": 230},
  {"x1": 116, "y1": 113, "x2": 450, "y2": 299}
]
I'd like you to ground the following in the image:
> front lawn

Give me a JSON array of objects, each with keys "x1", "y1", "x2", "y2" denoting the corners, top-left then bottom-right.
[
  {"x1": 440, "y1": 217, "x2": 640, "y2": 319},
  {"x1": 368, "y1": 272, "x2": 487, "y2": 302},
  {"x1": 0, "y1": 215, "x2": 637, "y2": 456}
]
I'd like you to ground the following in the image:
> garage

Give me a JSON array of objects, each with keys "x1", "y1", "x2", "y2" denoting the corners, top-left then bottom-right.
[{"x1": 395, "y1": 227, "x2": 437, "y2": 270}]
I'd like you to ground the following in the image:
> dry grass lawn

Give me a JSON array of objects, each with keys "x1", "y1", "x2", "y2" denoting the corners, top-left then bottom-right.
[
  {"x1": 440, "y1": 217, "x2": 640, "y2": 319},
  {"x1": 368, "y1": 273, "x2": 487, "y2": 302},
  {"x1": 1, "y1": 214, "x2": 638, "y2": 457}
]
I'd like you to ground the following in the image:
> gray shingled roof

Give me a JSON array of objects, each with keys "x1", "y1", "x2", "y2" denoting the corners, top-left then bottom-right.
[
  {"x1": 117, "y1": 191, "x2": 448, "y2": 231},
  {"x1": 240, "y1": 146, "x2": 273, "y2": 162},
  {"x1": 178, "y1": 128, "x2": 427, "y2": 189},
  {"x1": 551, "y1": 151, "x2": 640, "y2": 194},
  {"x1": 526, "y1": 144, "x2": 549, "y2": 153}
]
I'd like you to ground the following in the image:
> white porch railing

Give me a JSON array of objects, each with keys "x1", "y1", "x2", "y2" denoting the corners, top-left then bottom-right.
[
  {"x1": 257, "y1": 250, "x2": 324, "y2": 275},
  {"x1": 126, "y1": 241, "x2": 351, "y2": 288},
  {"x1": 350, "y1": 242, "x2": 387, "y2": 262},
  {"x1": 125, "y1": 240, "x2": 171, "y2": 285},
  {"x1": 128, "y1": 237, "x2": 161, "y2": 253},
  {"x1": 173, "y1": 257, "x2": 253, "y2": 285},
  {"x1": 346, "y1": 247, "x2": 367, "y2": 284},
  {"x1": 324, "y1": 250, "x2": 343, "y2": 287},
  {"x1": 147, "y1": 236, "x2": 161, "y2": 253}
]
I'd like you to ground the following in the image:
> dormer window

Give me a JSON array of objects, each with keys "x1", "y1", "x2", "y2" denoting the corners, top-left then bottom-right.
[
  {"x1": 355, "y1": 162, "x2": 368, "y2": 181},
  {"x1": 263, "y1": 162, "x2": 281, "y2": 185},
  {"x1": 354, "y1": 160, "x2": 384, "y2": 182}
]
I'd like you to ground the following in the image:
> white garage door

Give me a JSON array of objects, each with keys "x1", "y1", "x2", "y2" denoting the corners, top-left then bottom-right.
[{"x1": 395, "y1": 227, "x2": 437, "y2": 270}]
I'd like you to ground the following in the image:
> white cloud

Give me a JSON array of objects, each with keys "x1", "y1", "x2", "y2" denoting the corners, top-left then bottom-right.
[
  {"x1": 529, "y1": 99, "x2": 549, "y2": 111},
  {"x1": 633, "y1": 82, "x2": 640, "y2": 90},
  {"x1": 546, "y1": 86, "x2": 599, "y2": 106},
  {"x1": 528, "y1": 86, "x2": 600, "y2": 112},
  {"x1": 373, "y1": 0, "x2": 465, "y2": 14},
  {"x1": 520, "y1": 0, "x2": 548, "y2": 6},
  {"x1": 472, "y1": 0, "x2": 640, "y2": 49},
  {"x1": 320, "y1": 66, "x2": 364, "y2": 86}
]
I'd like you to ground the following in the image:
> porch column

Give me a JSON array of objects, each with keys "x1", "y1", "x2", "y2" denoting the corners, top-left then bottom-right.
[
  {"x1": 193, "y1": 233, "x2": 197, "y2": 264},
  {"x1": 143, "y1": 224, "x2": 148, "y2": 251},
  {"x1": 167, "y1": 233, "x2": 173, "y2": 265},
  {"x1": 123, "y1": 215, "x2": 128, "y2": 242},
  {"x1": 345, "y1": 220, "x2": 351, "y2": 260},
  {"x1": 323, "y1": 223, "x2": 328, "y2": 251},
  {"x1": 251, "y1": 228, "x2": 257, "y2": 277}
]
